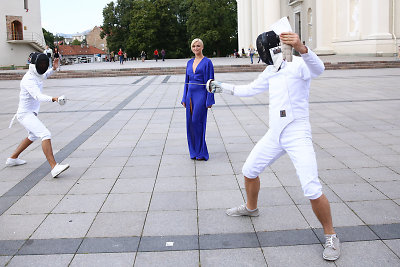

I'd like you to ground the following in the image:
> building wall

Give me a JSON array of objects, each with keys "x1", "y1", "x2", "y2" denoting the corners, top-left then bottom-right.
[
  {"x1": 237, "y1": 0, "x2": 399, "y2": 56},
  {"x1": 0, "y1": 0, "x2": 45, "y2": 66},
  {"x1": 86, "y1": 26, "x2": 107, "y2": 52}
]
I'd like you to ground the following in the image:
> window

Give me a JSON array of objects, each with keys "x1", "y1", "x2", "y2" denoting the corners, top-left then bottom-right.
[{"x1": 24, "y1": 0, "x2": 28, "y2": 10}]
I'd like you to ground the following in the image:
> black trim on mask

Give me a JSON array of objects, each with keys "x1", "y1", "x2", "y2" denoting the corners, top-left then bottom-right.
[
  {"x1": 28, "y1": 52, "x2": 49, "y2": 75},
  {"x1": 256, "y1": 31, "x2": 280, "y2": 65}
]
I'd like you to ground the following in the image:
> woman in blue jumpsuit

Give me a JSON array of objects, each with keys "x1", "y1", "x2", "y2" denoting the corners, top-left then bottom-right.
[{"x1": 181, "y1": 38, "x2": 215, "y2": 160}]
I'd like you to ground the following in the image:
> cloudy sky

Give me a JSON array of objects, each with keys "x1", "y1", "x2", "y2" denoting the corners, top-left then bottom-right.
[{"x1": 41, "y1": 0, "x2": 113, "y2": 34}]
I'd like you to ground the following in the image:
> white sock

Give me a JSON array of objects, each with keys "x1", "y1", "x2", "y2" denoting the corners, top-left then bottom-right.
[
  {"x1": 246, "y1": 206, "x2": 257, "y2": 212},
  {"x1": 325, "y1": 234, "x2": 337, "y2": 238}
]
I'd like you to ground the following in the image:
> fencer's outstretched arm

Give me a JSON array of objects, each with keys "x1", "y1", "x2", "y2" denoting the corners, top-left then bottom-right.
[{"x1": 207, "y1": 69, "x2": 271, "y2": 97}]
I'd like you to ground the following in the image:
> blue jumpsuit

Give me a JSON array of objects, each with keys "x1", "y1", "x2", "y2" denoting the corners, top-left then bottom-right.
[{"x1": 182, "y1": 57, "x2": 215, "y2": 160}]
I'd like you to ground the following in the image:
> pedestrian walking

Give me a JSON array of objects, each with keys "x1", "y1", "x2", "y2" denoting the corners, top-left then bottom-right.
[
  {"x1": 141, "y1": 51, "x2": 146, "y2": 62},
  {"x1": 118, "y1": 48, "x2": 124, "y2": 64},
  {"x1": 161, "y1": 49, "x2": 166, "y2": 61},
  {"x1": 154, "y1": 49, "x2": 159, "y2": 62}
]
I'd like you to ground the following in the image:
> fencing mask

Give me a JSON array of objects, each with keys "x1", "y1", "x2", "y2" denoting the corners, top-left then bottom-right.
[
  {"x1": 28, "y1": 52, "x2": 49, "y2": 75},
  {"x1": 256, "y1": 31, "x2": 283, "y2": 70}
]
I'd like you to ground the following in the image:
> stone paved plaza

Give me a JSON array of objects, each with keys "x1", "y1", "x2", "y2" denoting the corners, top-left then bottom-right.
[{"x1": 0, "y1": 67, "x2": 400, "y2": 266}]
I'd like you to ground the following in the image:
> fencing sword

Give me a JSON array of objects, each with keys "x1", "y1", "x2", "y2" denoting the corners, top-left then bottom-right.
[{"x1": 185, "y1": 83, "x2": 207, "y2": 86}]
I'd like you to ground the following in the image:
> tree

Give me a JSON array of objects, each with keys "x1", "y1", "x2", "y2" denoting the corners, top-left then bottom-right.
[
  {"x1": 54, "y1": 34, "x2": 65, "y2": 46},
  {"x1": 71, "y1": 39, "x2": 82, "y2": 45},
  {"x1": 127, "y1": 0, "x2": 188, "y2": 58},
  {"x1": 101, "y1": 0, "x2": 133, "y2": 53},
  {"x1": 101, "y1": 0, "x2": 237, "y2": 58},
  {"x1": 186, "y1": 0, "x2": 237, "y2": 57},
  {"x1": 42, "y1": 28, "x2": 55, "y2": 48}
]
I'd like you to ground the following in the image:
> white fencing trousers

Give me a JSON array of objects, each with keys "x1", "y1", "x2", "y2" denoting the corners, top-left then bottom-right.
[
  {"x1": 242, "y1": 118, "x2": 322, "y2": 200},
  {"x1": 17, "y1": 112, "x2": 51, "y2": 142}
]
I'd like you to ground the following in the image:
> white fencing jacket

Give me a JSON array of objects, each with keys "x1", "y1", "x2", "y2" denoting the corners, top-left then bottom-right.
[
  {"x1": 17, "y1": 65, "x2": 54, "y2": 115},
  {"x1": 222, "y1": 49, "x2": 324, "y2": 138}
]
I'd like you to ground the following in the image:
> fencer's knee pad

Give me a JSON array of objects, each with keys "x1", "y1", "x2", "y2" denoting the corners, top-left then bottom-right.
[{"x1": 302, "y1": 180, "x2": 322, "y2": 200}]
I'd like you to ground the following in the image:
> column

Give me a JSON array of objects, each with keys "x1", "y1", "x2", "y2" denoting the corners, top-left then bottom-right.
[
  {"x1": 367, "y1": 0, "x2": 392, "y2": 39},
  {"x1": 263, "y1": 0, "x2": 281, "y2": 30},
  {"x1": 251, "y1": 0, "x2": 258, "y2": 49},
  {"x1": 237, "y1": 0, "x2": 245, "y2": 52},
  {"x1": 256, "y1": 0, "x2": 265, "y2": 37},
  {"x1": 243, "y1": 0, "x2": 252, "y2": 52},
  {"x1": 313, "y1": 0, "x2": 335, "y2": 54}
]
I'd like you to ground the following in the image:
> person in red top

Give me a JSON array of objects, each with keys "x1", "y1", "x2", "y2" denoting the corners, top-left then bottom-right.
[
  {"x1": 154, "y1": 49, "x2": 159, "y2": 62},
  {"x1": 118, "y1": 48, "x2": 124, "y2": 64}
]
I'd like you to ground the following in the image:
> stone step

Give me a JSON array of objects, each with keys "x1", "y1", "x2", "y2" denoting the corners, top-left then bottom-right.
[{"x1": 1, "y1": 61, "x2": 399, "y2": 80}]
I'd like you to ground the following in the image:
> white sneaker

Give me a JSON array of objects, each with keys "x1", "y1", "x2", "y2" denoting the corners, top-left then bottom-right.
[
  {"x1": 51, "y1": 163, "x2": 70, "y2": 178},
  {"x1": 6, "y1": 158, "x2": 26, "y2": 167},
  {"x1": 323, "y1": 234, "x2": 341, "y2": 261},
  {"x1": 226, "y1": 204, "x2": 259, "y2": 217}
]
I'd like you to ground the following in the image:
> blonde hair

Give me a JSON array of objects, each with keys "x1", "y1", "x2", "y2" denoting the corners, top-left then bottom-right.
[{"x1": 191, "y1": 38, "x2": 204, "y2": 48}]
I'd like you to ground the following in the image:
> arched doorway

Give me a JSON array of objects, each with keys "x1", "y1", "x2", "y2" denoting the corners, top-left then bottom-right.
[{"x1": 11, "y1": 20, "x2": 23, "y2": 40}]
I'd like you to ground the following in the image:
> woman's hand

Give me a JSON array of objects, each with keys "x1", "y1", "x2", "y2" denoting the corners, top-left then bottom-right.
[
  {"x1": 280, "y1": 32, "x2": 308, "y2": 54},
  {"x1": 182, "y1": 102, "x2": 186, "y2": 108}
]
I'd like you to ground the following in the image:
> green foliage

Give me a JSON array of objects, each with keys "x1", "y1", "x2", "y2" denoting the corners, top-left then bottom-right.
[
  {"x1": 42, "y1": 28, "x2": 55, "y2": 49},
  {"x1": 101, "y1": 0, "x2": 237, "y2": 58},
  {"x1": 71, "y1": 39, "x2": 82, "y2": 45},
  {"x1": 187, "y1": 0, "x2": 237, "y2": 57}
]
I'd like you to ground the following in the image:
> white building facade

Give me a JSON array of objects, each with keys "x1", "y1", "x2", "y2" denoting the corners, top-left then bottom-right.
[
  {"x1": 0, "y1": 0, "x2": 46, "y2": 67},
  {"x1": 237, "y1": 0, "x2": 400, "y2": 56}
]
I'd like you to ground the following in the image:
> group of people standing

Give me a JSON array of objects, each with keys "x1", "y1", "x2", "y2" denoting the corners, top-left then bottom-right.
[
  {"x1": 109, "y1": 49, "x2": 166, "y2": 63},
  {"x1": 109, "y1": 49, "x2": 127, "y2": 64},
  {"x1": 6, "y1": 18, "x2": 340, "y2": 262},
  {"x1": 153, "y1": 49, "x2": 166, "y2": 62}
]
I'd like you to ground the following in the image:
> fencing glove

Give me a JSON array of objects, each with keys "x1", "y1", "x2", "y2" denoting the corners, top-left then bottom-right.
[
  {"x1": 57, "y1": 95, "x2": 67, "y2": 105},
  {"x1": 206, "y1": 79, "x2": 234, "y2": 95}
]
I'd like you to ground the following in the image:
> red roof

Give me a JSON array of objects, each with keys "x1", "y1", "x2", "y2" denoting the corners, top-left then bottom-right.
[{"x1": 58, "y1": 45, "x2": 106, "y2": 56}]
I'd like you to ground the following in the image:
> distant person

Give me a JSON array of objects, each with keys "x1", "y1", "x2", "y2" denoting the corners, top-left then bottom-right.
[
  {"x1": 43, "y1": 45, "x2": 53, "y2": 67},
  {"x1": 161, "y1": 49, "x2": 166, "y2": 61},
  {"x1": 249, "y1": 44, "x2": 255, "y2": 64},
  {"x1": 53, "y1": 47, "x2": 62, "y2": 71},
  {"x1": 241, "y1": 48, "x2": 246, "y2": 57},
  {"x1": 118, "y1": 48, "x2": 124, "y2": 64},
  {"x1": 154, "y1": 49, "x2": 159, "y2": 62},
  {"x1": 141, "y1": 51, "x2": 146, "y2": 62},
  {"x1": 234, "y1": 49, "x2": 240, "y2": 58},
  {"x1": 110, "y1": 51, "x2": 115, "y2": 62},
  {"x1": 124, "y1": 52, "x2": 127, "y2": 62},
  {"x1": 6, "y1": 53, "x2": 69, "y2": 178}
]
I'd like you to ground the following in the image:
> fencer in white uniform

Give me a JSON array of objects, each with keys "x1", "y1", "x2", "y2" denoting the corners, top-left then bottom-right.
[
  {"x1": 207, "y1": 28, "x2": 340, "y2": 261},
  {"x1": 6, "y1": 52, "x2": 69, "y2": 178}
]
